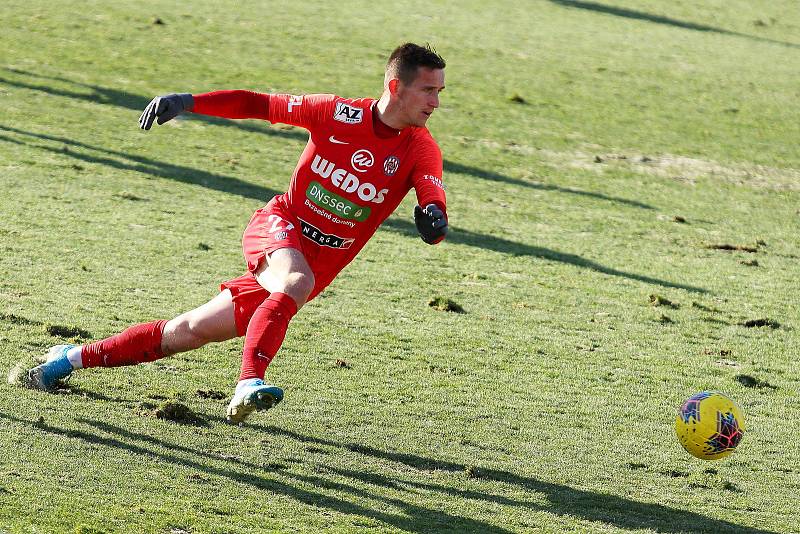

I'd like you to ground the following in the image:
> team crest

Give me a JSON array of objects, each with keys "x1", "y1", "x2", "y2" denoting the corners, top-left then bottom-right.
[{"x1": 383, "y1": 155, "x2": 400, "y2": 176}]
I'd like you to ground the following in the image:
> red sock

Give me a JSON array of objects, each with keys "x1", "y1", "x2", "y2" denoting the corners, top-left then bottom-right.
[
  {"x1": 239, "y1": 293, "x2": 298, "y2": 381},
  {"x1": 81, "y1": 320, "x2": 168, "y2": 368}
]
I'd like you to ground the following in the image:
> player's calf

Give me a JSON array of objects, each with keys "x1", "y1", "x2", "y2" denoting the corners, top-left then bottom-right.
[
  {"x1": 239, "y1": 292, "x2": 298, "y2": 381},
  {"x1": 80, "y1": 320, "x2": 169, "y2": 367},
  {"x1": 22, "y1": 320, "x2": 168, "y2": 391}
]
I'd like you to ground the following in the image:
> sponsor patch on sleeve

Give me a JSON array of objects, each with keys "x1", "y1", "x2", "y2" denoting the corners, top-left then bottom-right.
[
  {"x1": 422, "y1": 174, "x2": 447, "y2": 191},
  {"x1": 287, "y1": 95, "x2": 303, "y2": 113},
  {"x1": 333, "y1": 102, "x2": 363, "y2": 124}
]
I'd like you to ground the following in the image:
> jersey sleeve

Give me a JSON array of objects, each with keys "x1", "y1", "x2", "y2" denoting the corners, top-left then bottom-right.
[
  {"x1": 411, "y1": 136, "x2": 447, "y2": 212},
  {"x1": 268, "y1": 94, "x2": 337, "y2": 130},
  {"x1": 191, "y1": 90, "x2": 271, "y2": 119}
]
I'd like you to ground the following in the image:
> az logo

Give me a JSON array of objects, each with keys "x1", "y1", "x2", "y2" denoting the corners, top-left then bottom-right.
[{"x1": 334, "y1": 102, "x2": 363, "y2": 124}]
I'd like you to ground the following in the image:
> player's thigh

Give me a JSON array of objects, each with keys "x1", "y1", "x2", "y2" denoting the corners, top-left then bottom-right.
[{"x1": 177, "y1": 289, "x2": 238, "y2": 343}]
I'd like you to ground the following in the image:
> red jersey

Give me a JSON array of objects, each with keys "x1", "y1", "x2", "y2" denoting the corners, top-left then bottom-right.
[
  {"x1": 193, "y1": 90, "x2": 446, "y2": 292},
  {"x1": 268, "y1": 93, "x2": 445, "y2": 249}
]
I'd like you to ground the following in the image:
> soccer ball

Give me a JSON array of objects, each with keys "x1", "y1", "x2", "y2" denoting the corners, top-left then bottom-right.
[{"x1": 675, "y1": 391, "x2": 745, "y2": 460}]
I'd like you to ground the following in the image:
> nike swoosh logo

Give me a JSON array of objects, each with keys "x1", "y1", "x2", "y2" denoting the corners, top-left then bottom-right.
[{"x1": 329, "y1": 135, "x2": 349, "y2": 145}]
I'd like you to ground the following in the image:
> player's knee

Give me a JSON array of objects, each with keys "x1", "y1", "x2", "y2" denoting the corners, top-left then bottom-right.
[{"x1": 285, "y1": 271, "x2": 315, "y2": 303}]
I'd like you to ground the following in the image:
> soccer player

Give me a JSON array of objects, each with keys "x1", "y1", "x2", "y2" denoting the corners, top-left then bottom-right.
[{"x1": 25, "y1": 43, "x2": 449, "y2": 424}]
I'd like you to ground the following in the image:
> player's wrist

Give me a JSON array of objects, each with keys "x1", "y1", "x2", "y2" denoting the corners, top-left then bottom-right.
[{"x1": 178, "y1": 93, "x2": 195, "y2": 112}]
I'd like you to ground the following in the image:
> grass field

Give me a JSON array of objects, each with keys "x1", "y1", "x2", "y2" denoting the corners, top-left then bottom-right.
[{"x1": 2, "y1": 0, "x2": 800, "y2": 532}]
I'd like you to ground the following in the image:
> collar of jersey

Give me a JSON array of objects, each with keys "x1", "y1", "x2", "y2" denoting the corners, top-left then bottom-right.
[{"x1": 370, "y1": 102, "x2": 403, "y2": 139}]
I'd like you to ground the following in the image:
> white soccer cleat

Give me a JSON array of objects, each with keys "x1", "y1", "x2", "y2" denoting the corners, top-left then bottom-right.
[{"x1": 225, "y1": 379, "x2": 284, "y2": 424}]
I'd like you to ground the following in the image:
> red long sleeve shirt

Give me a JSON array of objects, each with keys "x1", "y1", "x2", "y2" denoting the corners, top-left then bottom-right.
[{"x1": 193, "y1": 90, "x2": 448, "y2": 266}]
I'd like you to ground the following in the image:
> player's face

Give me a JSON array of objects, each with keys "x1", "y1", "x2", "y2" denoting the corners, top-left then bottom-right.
[{"x1": 396, "y1": 67, "x2": 445, "y2": 127}]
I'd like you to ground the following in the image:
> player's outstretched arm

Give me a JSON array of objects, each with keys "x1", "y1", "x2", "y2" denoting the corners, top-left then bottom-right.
[
  {"x1": 414, "y1": 203, "x2": 448, "y2": 245},
  {"x1": 139, "y1": 93, "x2": 194, "y2": 130}
]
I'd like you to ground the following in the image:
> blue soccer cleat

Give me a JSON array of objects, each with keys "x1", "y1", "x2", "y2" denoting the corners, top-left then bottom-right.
[
  {"x1": 26, "y1": 345, "x2": 75, "y2": 391},
  {"x1": 226, "y1": 378, "x2": 284, "y2": 424}
]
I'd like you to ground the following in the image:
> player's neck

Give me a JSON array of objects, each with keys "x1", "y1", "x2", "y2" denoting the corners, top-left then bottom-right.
[{"x1": 375, "y1": 93, "x2": 408, "y2": 130}]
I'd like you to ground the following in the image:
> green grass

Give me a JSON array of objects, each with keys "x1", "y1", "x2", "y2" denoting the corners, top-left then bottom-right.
[{"x1": 2, "y1": 0, "x2": 800, "y2": 532}]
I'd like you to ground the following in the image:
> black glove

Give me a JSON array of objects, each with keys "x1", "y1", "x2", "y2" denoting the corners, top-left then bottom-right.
[
  {"x1": 414, "y1": 203, "x2": 448, "y2": 244},
  {"x1": 138, "y1": 93, "x2": 194, "y2": 130}
]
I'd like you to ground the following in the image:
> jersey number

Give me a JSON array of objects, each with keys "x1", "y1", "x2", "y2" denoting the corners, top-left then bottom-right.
[{"x1": 267, "y1": 215, "x2": 295, "y2": 234}]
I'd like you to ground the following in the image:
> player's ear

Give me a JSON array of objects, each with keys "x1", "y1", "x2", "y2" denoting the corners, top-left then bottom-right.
[{"x1": 388, "y1": 78, "x2": 400, "y2": 96}]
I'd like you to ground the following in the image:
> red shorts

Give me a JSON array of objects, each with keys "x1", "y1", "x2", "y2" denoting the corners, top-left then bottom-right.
[
  {"x1": 241, "y1": 197, "x2": 306, "y2": 273},
  {"x1": 220, "y1": 197, "x2": 340, "y2": 336},
  {"x1": 219, "y1": 273, "x2": 269, "y2": 337}
]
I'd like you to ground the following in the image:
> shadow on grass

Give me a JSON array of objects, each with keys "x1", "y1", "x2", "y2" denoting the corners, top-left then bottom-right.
[
  {"x1": 57, "y1": 384, "x2": 131, "y2": 404},
  {"x1": 0, "y1": 124, "x2": 278, "y2": 202},
  {"x1": 0, "y1": 413, "x2": 513, "y2": 533},
  {"x1": 2, "y1": 68, "x2": 652, "y2": 211},
  {"x1": 2, "y1": 121, "x2": 702, "y2": 293},
  {"x1": 442, "y1": 159, "x2": 655, "y2": 210},
  {"x1": 258, "y1": 426, "x2": 776, "y2": 534},
  {"x1": 0, "y1": 69, "x2": 306, "y2": 142},
  {"x1": 382, "y1": 217, "x2": 707, "y2": 293},
  {"x1": 0, "y1": 412, "x2": 775, "y2": 533},
  {"x1": 549, "y1": 0, "x2": 800, "y2": 49},
  {"x1": 0, "y1": 123, "x2": 704, "y2": 293}
]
